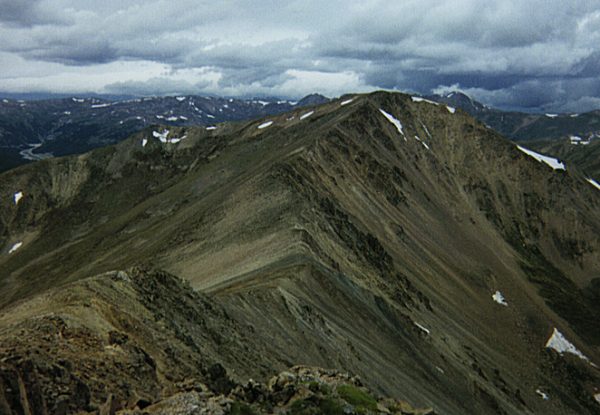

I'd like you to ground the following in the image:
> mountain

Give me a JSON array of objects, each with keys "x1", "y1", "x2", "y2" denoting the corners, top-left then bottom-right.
[
  {"x1": 530, "y1": 138, "x2": 600, "y2": 180},
  {"x1": 429, "y1": 92, "x2": 600, "y2": 144},
  {"x1": 1, "y1": 92, "x2": 600, "y2": 414},
  {"x1": 0, "y1": 95, "x2": 328, "y2": 173},
  {"x1": 427, "y1": 91, "x2": 600, "y2": 180}
]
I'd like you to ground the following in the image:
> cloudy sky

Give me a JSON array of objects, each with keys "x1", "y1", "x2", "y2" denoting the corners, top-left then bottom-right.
[{"x1": 1, "y1": 0, "x2": 600, "y2": 112}]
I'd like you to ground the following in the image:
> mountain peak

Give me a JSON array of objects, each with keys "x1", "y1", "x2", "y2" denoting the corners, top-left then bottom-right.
[{"x1": 297, "y1": 93, "x2": 329, "y2": 107}]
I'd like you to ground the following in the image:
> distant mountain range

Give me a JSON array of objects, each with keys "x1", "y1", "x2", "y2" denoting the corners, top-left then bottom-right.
[
  {"x1": 430, "y1": 91, "x2": 600, "y2": 143},
  {"x1": 0, "y1": 93, "x2": 328, "y2": 172}
]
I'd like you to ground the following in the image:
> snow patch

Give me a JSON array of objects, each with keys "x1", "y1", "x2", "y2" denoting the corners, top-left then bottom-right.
[
  {"x1": 536, "y1": 389, "x2": 549, "y2": 400},
  {"x1": 63, "y1": 111, "x2": 71, "y2": 115},
  {"x1": 594, "y1": 393, "x2": 600, "y2": 404},
  {"x1": 420, "y1": 122, "x2": 432, "y2": 139},
  {"x1": 13, "y1": 191, "x2": 23, "y2": 205},
  {"x1": 545, "y1": 328, "x2": 588, "y2": 361},
  {"x1": 545, "y1": 113, "x2": 558, "y2": 118},
  {"x1": 91, "y1": 103, "x2": 110, "y2": 108},
  {"x1": 446, "y1": 106, "x2": 456, "y2": 114},
  {"x1": 166, "y1": 116, "x2": 179, "y2": 122},
  {"x1": 340, "y1": 98, "x2": 354, "y2": 106},
  {"x1": 153, "y1": 129, "x2": 169, "y2": 143},
  {"x1": 179, "y1": 116, "x2": 188, "y2": 120},
  {"x1": 492, "y1": 291, "x2": 508, "y2": 306},
  {"x1": 168, "y1": 135, "x2": 187, "y2": 144},
  {"x1": 258, "y1": 121, "x2": 273, "y2": 129},
  {"x1": 8, "y1": 242, "x2": 23, "y2": 254},
  {"x1": 414, "y1": 322, "x2": 430, "y2": 335},
  {"x1": 300, "y1": 111, "x2": 314, "y2": 120},
  {"x1": 414, "y1": 135, "x2": 430, "y2": 150},
  {"x1": 569, "y1": 135, "x2": 582, "y2": 144},
  {"x1": 176, "y1": 96, "x2": 186, "y2": 102},
  {"x1": 587, "y1": 178, "x2": 600, "y2": 191},
  {"x1": 72, "y1": 98, "x2": 85, "y2": 103},
  {"x1": 379, "y1": 109, "x2": 406, "y2": 141},
  {"x1": 570, "y1": 113, "x2": 579, "y2": 118},
  {"x1": 206, "y1": 114, "x2": 215, "y2": 119},
  {"x1": 2, "y1": 99, "x2": 8, "y2": 103},
  {"x1": 411, "y1": 96, "x2": 438, "y2": 105},
  {"x1": 206, "y1": 126, "x2": 217, "y2": 131},
  {"x1": 517, "y1": 145, "x2": 565, "y2": 170},
  {"x1": 142, "y1": 138, "x2": 148, "y2": 147}
]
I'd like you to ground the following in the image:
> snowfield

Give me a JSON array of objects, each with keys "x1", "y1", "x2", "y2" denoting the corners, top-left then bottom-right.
[
  {"x1": 545, "y1": 328, "x2": 588, "y2": 361},
  {"x1": 258, "y1": 121, "x2": 273, "y2": 129},
  {"x1": 13, "y1": 191, "x2": 23, "y2": 205},
  {"x1": 517, "y1": 145, "x2": 565, "y2": 170},
  {"x1": 379, "y1": 109, "x2": 405, "y2": 140}
]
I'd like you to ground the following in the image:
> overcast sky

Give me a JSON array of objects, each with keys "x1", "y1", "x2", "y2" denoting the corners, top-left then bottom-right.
[{"x1": 1, "y1": 1, "x2": 600, "y2": 112}]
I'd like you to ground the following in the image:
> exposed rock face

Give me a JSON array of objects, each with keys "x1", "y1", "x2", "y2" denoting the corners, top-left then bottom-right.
[
  {"x1": 0, "y1": 269, "x2": 431, "y2": 415},
  {"x1": 0, "y1": 269, "x2": 274, "y2": 414},
  {"x1": 128, "y1": 365, "x2": 436, "y2": 415}
]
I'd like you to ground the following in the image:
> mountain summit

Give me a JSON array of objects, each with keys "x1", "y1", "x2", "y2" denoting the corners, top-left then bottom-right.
[{"x1": 1, "y1": 92, "x2": 600, "y2": 414}]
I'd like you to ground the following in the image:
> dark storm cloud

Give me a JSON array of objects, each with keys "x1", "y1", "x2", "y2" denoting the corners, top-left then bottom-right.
[
  {"x1": 1, "y1": 1, "x2": 600, "y2": 112},
  {"x1": 0, "y1": 0, "x2": 69, "y2": 27}
]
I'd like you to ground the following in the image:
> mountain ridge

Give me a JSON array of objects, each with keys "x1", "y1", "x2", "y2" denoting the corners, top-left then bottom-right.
[
  {"x1": 1, "y1": 91, "x2": 600, "y2": 414},
  {"x1": 0, "y1": 93, "x2": 330, "y2": 172}
]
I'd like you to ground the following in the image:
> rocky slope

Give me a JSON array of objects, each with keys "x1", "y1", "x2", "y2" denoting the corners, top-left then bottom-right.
[
  {"x1": 0, "y1": 268, "x2": 433, "y2": 414},
  {"x1": 523, "y1": 138, "x2": 600, "y2": 181},
  {"x1": 1, "y1": 92, "x2": 600, "y2": 414},
  {"x1": 429, "y1": 92, "x2": 600, "y2": 180}
]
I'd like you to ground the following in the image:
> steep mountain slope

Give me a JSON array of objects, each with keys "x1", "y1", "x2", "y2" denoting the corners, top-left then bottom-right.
[
  {"x1": 526, "y1": 138, "x2": 600, "y2": 181},
  {"x1": 0, "y1": 268, "x2": 434, "y2": 415},
  {"x1": 1, "y1": 92, "x2": 600, "y2": 414},
  {"x1": 0, "y1": 94, "x2": 329, "y2": 172},
  {"x1": 430, "y1": 91, "x2": 600, "y2": 180},
  {"x1": 430, "y1": 91, "x2": 600, "y2": 143}
]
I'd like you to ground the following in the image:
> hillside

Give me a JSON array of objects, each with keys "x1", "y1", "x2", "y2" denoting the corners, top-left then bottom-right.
[{"x1": 1, "y1": 92, "x2": 600, "y2": 414}]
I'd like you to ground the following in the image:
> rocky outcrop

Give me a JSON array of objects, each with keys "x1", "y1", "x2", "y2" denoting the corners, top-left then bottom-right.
[
  {"x1": 0, "y1": 269, "x2": 431, "y2": 415},
  {"x1": 119, "y1": 366, "x2": 435, "y2": 415}
]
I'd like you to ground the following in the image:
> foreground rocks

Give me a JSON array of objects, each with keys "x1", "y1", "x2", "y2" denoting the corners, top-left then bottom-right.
[
  {"x1": 118, "y1": 366, "x2": 435, "y2": 415},
  {"x1": 0, "y1": 269, "x2": 432, "y2": 414}
]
